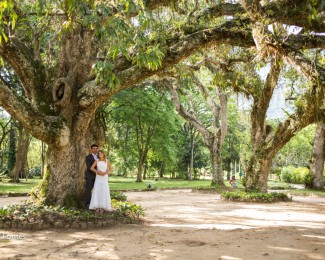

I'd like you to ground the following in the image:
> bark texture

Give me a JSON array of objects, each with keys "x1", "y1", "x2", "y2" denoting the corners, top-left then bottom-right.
[{"x1": 310, "y1": 122, "x2": 325, "y2": 189}]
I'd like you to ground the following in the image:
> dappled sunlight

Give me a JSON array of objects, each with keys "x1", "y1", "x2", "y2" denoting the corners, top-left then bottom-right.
[
  {"x1": 268, "y1": 246, "x2": 307, "y2": 253},
  {"x1": 218, "y1": 257, "x2": 242, "y2": 260},
  {"x1": 1, "y1": 190, "x2": 325, "y2": 259},
  {"x1": 142, "y1": 197, "x2": 325, "y2": 230},
  {"x1": 302, "y1": 234, "x2": 325, "y2": 240},
  {"x1": 149, "y1": 248, "x2": 174, "y2": 259},
  {"x1": 150, "y1": 223, "x2": 254, "y2": 230}
]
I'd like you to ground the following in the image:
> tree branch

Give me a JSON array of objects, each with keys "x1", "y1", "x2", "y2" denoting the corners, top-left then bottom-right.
[
  {"x1": 77, "y1": 14, "x2": 324, "y2": 119},
  {"x1": 266, "y1": 93, "x2": 324, "y2": 159},
  {"x1": 192, "y1": 76, "x2": 220, "y2": 130},
  {"x1": 171, "y1": 80, "x2": 210, "y2": 139},
  {"x1": 280, "y1": 46, "x2": 325, "y2": 86},
  {"x1": 251, "y1": 58, "x2": 281, "y2": 146},
  {"x1": 200, "y1": 1, "x2": 325, "y2": 32},
  {"x1": 0, "y1": 38, "x2": 46, "y2": 102},
  {"x1": 0, "y1": 81, "x2": 63, "y2": 144}
]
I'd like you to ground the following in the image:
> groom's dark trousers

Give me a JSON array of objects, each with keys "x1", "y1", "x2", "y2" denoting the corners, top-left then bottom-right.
[{"x1": 84, "y1": 154, "x2": 96, "y2": 207}]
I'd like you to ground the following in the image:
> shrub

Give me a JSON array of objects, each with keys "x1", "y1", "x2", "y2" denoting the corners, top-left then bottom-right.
[
  {"x1": 29, "y1": 166, "x2": 42, "y2": 177},
  {"x1": 221, "y1": 191, "x2": 291, "y2": 203},
  {"x1": 0, "y1": 198, "x2": 144, "y2": 227},
  {"x1": 281, "y1": 166, "x2": 310, "y2": 184},
  {"x1": 241, "y1": 176, "x2": 247, "y2": 187},
  {"x1": 110, "y1": 191, "x2": 127, "y2": 201},
  {"x1": 111, "y1": 199, "x2": 144, "y2": 223},
  {"x1": 194, "y1": 185, "x2": 225, "y2": 193},
  {"x1": 280, "y1": 166, "x2": 293, "y2": 183}
]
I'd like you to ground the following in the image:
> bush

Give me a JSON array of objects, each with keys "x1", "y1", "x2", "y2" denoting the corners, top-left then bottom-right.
[
  {"x1": 194, "y1": 185, "x2": 226, "y2": 193},
  {"x1": 221, "y1": 191, "x2": 291, "y2": 203},
  {"x1": 110, "y1": 191, "x2": 127, "y2": 201},
  {"x1": 280, "y1": 166, "x2": 310, "y2": 184},
  {"x1": 241, "y1": 176, "x2": 247, "y2": 187},
  {"x1": 0, "y1": 196, "x2": 144, "y2": 228},
  {"x1": 111, "y1": 199, "x2": 144, "y2": 223},
  {"x1": 29, "y1": 166, "x2": 42, "y2": 177},
  {"x1": 280, "y1": 166, "x2": 292, "y2": 183}
]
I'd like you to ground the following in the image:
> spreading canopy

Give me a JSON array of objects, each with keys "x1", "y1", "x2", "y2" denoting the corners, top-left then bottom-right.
[{"x1": 0, "y1": 1, "x2": 323, "y2": 145}]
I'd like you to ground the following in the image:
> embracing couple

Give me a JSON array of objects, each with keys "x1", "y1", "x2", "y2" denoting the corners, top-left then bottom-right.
[{"x1": 84, "y1": 144, "x2": 112, "y2": 213}]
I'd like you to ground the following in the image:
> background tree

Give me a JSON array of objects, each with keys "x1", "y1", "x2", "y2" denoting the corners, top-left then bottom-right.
[
  {"x1": 175, "y1": 122, "x2": 209, "y2": 180},
  {"x1": 106, "y1": 86, "x2": 180, "y2": 182},
  {"x1": 6, "y1": 120, "x2": 16, "y2": 174},
  {"x1": 8, "y1": 122, "x2": 31, "y2": 182},
  {"x1": 0, "y1": 109, "x2": 11, "y2": 173},
  {"x1": 222, "y1": 99, "x2": 242, "y2": 180},
  {"x1": 172, "y1": 62, "x2": 228, "y2": 186}
]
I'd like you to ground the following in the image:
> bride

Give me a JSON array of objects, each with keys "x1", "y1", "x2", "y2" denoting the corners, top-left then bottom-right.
[{"x1": 89, "y1": 149, "x2": 112, "y2": 213}]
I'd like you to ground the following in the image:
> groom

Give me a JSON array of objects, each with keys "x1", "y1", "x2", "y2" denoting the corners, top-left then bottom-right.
[{"x1": 84, "y1": 144, "x2": 98, "y2": 208}]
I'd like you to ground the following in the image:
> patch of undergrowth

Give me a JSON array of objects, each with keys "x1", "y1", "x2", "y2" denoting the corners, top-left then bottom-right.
[
  {"x1": 193, "y1": 184, "x2": 232, "y2": 193},
  {"x1": 110, "y1": 191, "x2": 127, "y2": 201},
  {"x1": 0, "y1": 191, "x2": 144, "y2": 228},
  {"x1": 221, "y1": 191, "x2": 292, "y2": 203},
  {"x1": 268, "y1": 186, "x2": 288, "y2": 190},
  {"x1": 111, "y1": 199, "x2": 144, "y2": 222},
  {"x1": 287, "y1": 188, "x2": 325, "y2": 197}
]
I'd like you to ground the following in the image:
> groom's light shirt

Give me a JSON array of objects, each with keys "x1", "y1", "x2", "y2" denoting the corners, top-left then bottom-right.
[{"x1": 92, "y1": 153, "x2": 98, "y2": 160}]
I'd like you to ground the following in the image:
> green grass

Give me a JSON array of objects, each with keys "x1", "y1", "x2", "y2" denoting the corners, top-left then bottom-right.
[
  {"x1": 287, "y1": 189, "x2": 325, "y2": 197},
  {"x1": 267, "y1": 180, "x2": 291, "y2": 189},
  {"x1": 0, "y1": 175, "x2": 324, "y2": 198},
  {"x1": 109, "y1": 177, "x2": 212, "y2": 190},
  {"x1": 0, "y1": 177, "x2": 40, "y2": 194}
]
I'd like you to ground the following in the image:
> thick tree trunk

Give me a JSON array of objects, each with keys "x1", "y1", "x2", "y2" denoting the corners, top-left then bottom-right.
[
  {"x1": 189, "y1": 132, "x2": 195, "y2": 181},
  {"x1": 310, "y1": 122, "x2": 325, "y2": 189},
  {"x1": 10, "y1": 124, "x2": 30, "y2": 182},
  {"x1": 245, "y1": 155, "x2": 272, "y2": 192},
  {"x1": 137, "y1": 159, "x2": 144, "y2": 182},
  {"x1": 159, "y1": 162, "x2": 164, "y2": 178},
  {"x1": 7, "y1": 121, "x2": 16, "y2": 173},
  {"x1": 210, "y1": 140, "x2": 224, "y2": 186},
  {"x1": 122, "y1": 126, "x2": 130, "y2": 177},
  {"x1": 143, "y1": 161, "x2": 148, "y2": 180},
  {"x1": 32, "y1": 118, "x2": 104, "y2": 206},
  {"x1": 41, "y1": 141, "x2": 46, "y2": 177}
]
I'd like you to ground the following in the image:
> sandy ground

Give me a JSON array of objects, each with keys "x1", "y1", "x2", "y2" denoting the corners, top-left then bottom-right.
[{"x1": 0, "y1": 189, "x2": 325, "y2": 260}]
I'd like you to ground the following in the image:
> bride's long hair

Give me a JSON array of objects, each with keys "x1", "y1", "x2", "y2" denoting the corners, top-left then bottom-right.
[{"x1": 98, "y1": 150, "x2": 106, "y2": 161}]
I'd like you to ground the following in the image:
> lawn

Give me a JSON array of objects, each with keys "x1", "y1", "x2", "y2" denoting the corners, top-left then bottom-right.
[
  {"x1": 0, "y1": 177, "x2": 40, "y2": 194},
  {"x1": 0, "y1": 175, "x2": 323, "y2": 197},
  {"x1": 0, "y1": 176, "x2": 215, "y2": 194},
  {"x1": 109, "y1": 176, "x2": 212, "y2": 190}
]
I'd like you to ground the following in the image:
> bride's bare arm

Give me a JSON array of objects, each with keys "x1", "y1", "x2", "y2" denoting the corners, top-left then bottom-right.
[{"x1": 105, "y1": 160, "x2": 112, "y2": 175}]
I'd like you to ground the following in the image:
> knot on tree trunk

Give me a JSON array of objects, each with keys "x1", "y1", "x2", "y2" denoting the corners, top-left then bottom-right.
[{"x1": 53, "y1": 78, "x2": 72, "y2": 108}]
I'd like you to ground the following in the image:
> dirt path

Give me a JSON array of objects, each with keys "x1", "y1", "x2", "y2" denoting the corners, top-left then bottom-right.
[{"x1": 1, "y1": 190, "x2": 325, "y2": 259}]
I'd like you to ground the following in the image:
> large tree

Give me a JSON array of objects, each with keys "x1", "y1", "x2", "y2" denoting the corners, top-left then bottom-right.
[
  {"x1": 0, "y1": 0, "x2": 324, "y2": 205},
  {"x1": 309, "y1": 121, "x2": 325, "y2": 189}
]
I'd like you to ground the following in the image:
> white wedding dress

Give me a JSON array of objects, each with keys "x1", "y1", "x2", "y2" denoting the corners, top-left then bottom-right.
[{"x1": 89, "y1": 160, "x2": 112, "y2": 211}]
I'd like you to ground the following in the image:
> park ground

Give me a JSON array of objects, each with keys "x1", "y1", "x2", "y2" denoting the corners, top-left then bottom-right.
[{"x1": 1, "y1": 189, "x2": 325, "y2": 259}]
